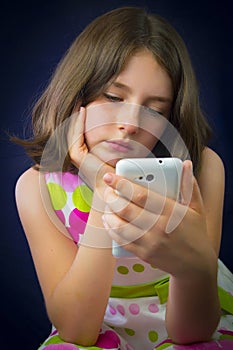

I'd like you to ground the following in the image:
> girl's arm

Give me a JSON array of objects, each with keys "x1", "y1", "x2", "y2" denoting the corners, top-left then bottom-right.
[
  {"x1": 166, "y1": 148, "x2": 224, "y2": 343},
  {"x1": 16, "y1": 168, "x2": 115, "y2": 346},
  {"x1": 197, "y1": 147, "x2": 225, "y2": 255},
  {"x1": 102, "y1": 149, "x2": 224, "y2": 344},
  {"x1": 16, "y1": 145, "x2": 116, "y2": 345}
]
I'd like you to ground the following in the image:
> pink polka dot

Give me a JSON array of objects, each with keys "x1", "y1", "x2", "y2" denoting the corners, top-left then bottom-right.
[
  {"x1": 148, "y1": 303, "x2": 159, "y2": 313},
  {"x1": 60, "y1": 172, "x2": 82, "y2": 192},
  {"x1": 45, "y1": 173, "x2": 50, "y2": 181},
  {"x1": 69, "y1": 208, "x2": 89, "y2": 232},
  {"x1": 129, "y1": 303, "x2": 140, "y2": 315},
  {"x1": 55, "y1": 210, "x2": 66, "y2": 224},
  {"x1": 67, "y1": 227, "x2": 82, "y2": 244},
  {"x1": 109, "y1": 305, "x2": 117, "y2": 315},
  {"x1": 116, "y1": 304, "x2": 125, "y2": 315},
  {"x1": 96, "y1": 330, "x2": 121, "y2": 348}
]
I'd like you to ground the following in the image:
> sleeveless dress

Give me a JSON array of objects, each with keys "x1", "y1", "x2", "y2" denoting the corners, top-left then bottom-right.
[{"x1": 38, "y1": 171, "x2": 233, "y2": 350}]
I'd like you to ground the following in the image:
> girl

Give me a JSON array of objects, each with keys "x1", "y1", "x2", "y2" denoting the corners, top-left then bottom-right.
[{"x1": 14, "y1": 6, "x2": 233, "y2": 350}]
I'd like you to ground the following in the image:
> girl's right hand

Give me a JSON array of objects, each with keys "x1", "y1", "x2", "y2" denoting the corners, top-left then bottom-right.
[{"x1": 67, "y1": 107, "x2": 114, "y2": 190}]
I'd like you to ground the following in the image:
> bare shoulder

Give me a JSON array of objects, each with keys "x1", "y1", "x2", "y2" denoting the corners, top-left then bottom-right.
[
  {"x1": 16, "y1": 167, "x2": 40, "y2": 192},
  {"x1": 15, "y1": 167, "x2": 43, "y2": 210},
  {"x1": 197, "y1": 147, "x2": 225, "y2": 204},
  {"x1": 201, "y1": 147, "x2": 224, "y2": 170},
  {"x1": 15, "y1": 166, "x2": 67, "y2": 235},
  {"x1": 15, "y1": 167, "x2": 40, "y2": 202},
  {"x1": 198, "y1": 147, "x2": 225, "y2": 184}
]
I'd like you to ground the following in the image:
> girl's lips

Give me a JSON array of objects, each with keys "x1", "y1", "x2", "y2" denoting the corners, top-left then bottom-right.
[{"x1": 105, "y1": 140, "x2": 133, "y2": 153}]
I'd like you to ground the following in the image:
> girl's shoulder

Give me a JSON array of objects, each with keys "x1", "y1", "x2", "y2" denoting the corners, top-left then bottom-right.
[
  {"x1": 201, "y1": 146, "x2": 224, "y2": 164},
  {"x1": 16, "y1": 166, "x2": 40, "y2": 194},
  {"x1": 15, "y1": 167, "x2": 70, "y2": 236},
  {"x1": 199, "y1": 147, "x2": 225, "y2": 179},
  {"x1": 197, "y1": 147, "x2": 225, "y2": 200},
  {"x1": 15, "y1": 167, "x2": 44, "y2": 226}
]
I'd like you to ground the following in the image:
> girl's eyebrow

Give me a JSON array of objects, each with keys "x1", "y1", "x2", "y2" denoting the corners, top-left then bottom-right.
[
  {"x1": 110, "y1": 81, "x2": 172, "y2": 104},
  {"x1": 111, "y1": 81, "x2": 131, "y2": 92}
]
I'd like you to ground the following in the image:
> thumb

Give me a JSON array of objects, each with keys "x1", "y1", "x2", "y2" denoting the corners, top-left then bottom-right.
[
  {"x1": 180, "y1": 160, "x2": 204, "y2": 213},
  {"x1": 189, "y1": 177, "x2": 204, "y2": 213},
  {"x1": 180, "y1": 160, "x2": 193, "y2": 206}
]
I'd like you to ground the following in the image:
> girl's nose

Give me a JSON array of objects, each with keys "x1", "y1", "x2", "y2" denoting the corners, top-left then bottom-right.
[
  {"x1": 117, "y1": 122, "x2": 139, "y2": 134},
  {"x1": 117, "y1": 104, "x2": 140, "y2": 135}
]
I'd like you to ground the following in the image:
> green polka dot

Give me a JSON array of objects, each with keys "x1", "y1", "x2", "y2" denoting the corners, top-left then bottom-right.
[
  {"x1": 47, "y1": 183, "x2": 67, "y2": 210},
  {"x1": 148, "y1": 330, "x2": 158, "y2": 342},
  {"x1": 117, "y1": 265, "x2": 129, "y2": 274},
  {"x1": 125, "y1": 328, "x2": 135, "y2": 336},
  {"x1": 132, "y1": 263, "x2": 145, "y2": 272},
  {"x1": 220, "y1": 334, "x2": 233, "y2": 340},
  {"x1": 72, "y1": 185, "x2": 93, "y2": 212},
  {"x1": 150, "y1": 264, "x2": 157, "y2": 269},
  {"x1": 45, "y1": 335, "x2": 65, "y2": 345}
]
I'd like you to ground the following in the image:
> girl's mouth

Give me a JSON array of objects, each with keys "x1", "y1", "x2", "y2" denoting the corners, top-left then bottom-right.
[{"x1": 105, "y1": 140, "x2": 133, "y2": 153}]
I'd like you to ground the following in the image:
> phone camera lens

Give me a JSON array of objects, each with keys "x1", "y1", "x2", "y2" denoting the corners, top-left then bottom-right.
[{"x1": 146, "y1": 174, "x2": 154, "y2": 182}]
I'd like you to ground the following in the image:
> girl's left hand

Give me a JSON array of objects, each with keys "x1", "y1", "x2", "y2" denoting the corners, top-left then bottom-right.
[{"x1": 102, "y1": 160, "x2": 216, "y2": 277}]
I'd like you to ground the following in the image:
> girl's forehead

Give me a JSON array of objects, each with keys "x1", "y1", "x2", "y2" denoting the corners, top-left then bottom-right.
[{"x1": 110, "y1": 50, "x2": 173, "y2": 100}]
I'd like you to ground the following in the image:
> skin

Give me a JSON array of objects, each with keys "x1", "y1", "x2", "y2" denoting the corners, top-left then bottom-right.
[
  {"x1": 15, "y1": 50, "x2": 224, "y2": 346},
  {"x1": 82, "y1": 50, "x2": 173, "y2": 167}
]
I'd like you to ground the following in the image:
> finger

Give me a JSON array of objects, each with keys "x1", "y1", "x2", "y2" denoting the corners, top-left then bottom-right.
[
  {"x1": 164, "y1": 160, "x2": 193, "y2": 234},
  {"x1": 179, "y1": 159, "x2": 204, "y2": 213},
  {"x1": 166, "y1": 163, "x2": 205, "y2": 234},
  {"x1": 165, "y1": 200, "x2": 188, "y2": 234},
  {"x1": 166, "y1": 161, "x2": 205, "y2": 233},
  {"x1": 180, "y1": 160, "x2": 193, "y2": 206},
  {"x1": 103, "y1": 172, "x2": 167, "y2": 214},
  {"x1": 103, "y1": 209, "x2": 145, "y2": 244},
  {"x1": 189, "y1": 177, "x2": 205, "y2": 214},
  {"x1": 104, "y1": 186, "x2": 160, "y2": 231}
]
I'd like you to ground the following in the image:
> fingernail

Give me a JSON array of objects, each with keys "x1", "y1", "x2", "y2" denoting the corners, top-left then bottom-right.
[{"x1": 103, "y1": 173, "x2": 113, "y2": 184}]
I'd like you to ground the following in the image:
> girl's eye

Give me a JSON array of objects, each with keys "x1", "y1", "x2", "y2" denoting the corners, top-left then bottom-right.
[
  {"x1": 145, "y1": 106, "x2": 164, "y2": 116},
  {"x1": 103, "y1": 93, "x2": 122, "y2": 102}
]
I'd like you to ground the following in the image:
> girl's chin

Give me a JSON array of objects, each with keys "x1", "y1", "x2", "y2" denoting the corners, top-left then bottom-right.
[
  {"x1": 89, "y1": 151, "x2": 119, "y2": 167},
  {"x1": 104, "y1": 158, "x2": 120, "y2": 167}
]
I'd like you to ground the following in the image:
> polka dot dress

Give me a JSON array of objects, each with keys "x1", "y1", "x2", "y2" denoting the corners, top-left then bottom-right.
[{"x1": 38, "y1": 172, "x2": 233, "y2": 350}]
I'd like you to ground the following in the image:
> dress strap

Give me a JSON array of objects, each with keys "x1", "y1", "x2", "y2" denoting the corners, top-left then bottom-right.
[
  {"x1": 111, "y1": 275, "x2": 233, "y2": 313},
  {"x1": 110, "y1": 276, "x2": 169, "y2": 304}
]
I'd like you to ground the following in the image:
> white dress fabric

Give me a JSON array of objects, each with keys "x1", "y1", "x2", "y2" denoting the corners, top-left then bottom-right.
[{"x1": 37, "y1": 172, "x2": 233, "y2": 350}]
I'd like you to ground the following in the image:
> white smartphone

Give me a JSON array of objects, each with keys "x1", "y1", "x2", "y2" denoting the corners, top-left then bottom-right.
[{"x1": 112, "y1": 157, "x2": 183, "y2": 257}]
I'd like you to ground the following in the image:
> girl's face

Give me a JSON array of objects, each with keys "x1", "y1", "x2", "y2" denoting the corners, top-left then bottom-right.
[{"x1": 84, "y1": 49, "x2": 173, "y2": 166}]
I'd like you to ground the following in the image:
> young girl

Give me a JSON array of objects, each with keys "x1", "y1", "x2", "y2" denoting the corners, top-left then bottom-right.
[{"x1": 14, "y1": 6, "x2": 233, "y2": 350}]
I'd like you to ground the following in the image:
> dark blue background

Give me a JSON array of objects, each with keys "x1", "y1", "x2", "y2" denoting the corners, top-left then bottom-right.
[{"x1": 0, "y1": 1, "x2": 232, "y2": 348}]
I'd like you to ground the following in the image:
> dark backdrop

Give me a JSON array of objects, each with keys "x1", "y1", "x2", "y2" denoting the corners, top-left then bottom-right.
[{"x1": 0, "y1": 0, "x2": 232, "y2": 348}]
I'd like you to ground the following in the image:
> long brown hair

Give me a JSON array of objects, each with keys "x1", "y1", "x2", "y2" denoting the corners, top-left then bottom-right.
[{"x1": 12, "y1": 6, "x2": 211, "y2": 175}]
